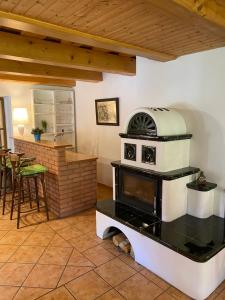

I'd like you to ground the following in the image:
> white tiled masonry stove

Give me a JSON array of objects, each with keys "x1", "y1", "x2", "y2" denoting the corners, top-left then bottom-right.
[{"x1": 96, "y1": 107, "x2": 223, "y2": 300}]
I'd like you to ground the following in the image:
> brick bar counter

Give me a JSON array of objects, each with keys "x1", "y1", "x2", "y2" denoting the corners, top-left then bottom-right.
[{"x1": 14, "y1": 137, "x2": 97, "y2": 217}]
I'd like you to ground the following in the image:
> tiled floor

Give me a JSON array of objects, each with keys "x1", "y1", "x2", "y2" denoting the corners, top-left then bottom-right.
[{"x1": 0, "y1": 185, "x2": 224, "y2": 299}]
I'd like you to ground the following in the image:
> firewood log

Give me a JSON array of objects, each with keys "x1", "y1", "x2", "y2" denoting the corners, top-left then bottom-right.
[
  {"x1": 118, "y1": 239, "x2": 131, "y2": 254},
  {"x1": 112, "y1": 233, "x2": 127, "y2": 246},
  {"x1": 130, "y1": 247, "x2": 135, "y2": 259}
]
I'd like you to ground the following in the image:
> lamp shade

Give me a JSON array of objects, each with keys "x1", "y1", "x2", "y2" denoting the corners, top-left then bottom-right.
[{"x1": 13, "y1": 108, "x2": 28, "y2": 123}]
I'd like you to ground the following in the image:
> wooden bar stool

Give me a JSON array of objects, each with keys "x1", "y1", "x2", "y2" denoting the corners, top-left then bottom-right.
[
  {"x1": 0, "y1": 149, "x2": 11, "y2": 214},
  {"x1": 9, "y1": 153, "x2": 49, "y2": 229}
]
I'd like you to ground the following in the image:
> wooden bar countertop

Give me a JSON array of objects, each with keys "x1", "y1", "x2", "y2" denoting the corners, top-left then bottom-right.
[
  {"x1": 13, "y1": 136, "x2": 72, "y2": 149},
  {"x1": 13, "y1": 136, "x2": 97, "y2": 162}
]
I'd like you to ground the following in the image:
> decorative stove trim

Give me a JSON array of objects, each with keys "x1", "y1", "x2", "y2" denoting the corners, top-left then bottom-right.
[{"x1": 121, "y1": 138, "x2": 190, "y2": 172}]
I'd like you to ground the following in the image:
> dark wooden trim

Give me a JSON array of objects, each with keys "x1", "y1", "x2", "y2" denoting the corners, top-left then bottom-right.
[{"x1": 0, "y1": 97, "x2": 7, "y2": 148}]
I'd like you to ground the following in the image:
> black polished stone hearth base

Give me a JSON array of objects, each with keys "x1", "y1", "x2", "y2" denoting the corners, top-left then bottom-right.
[{"x1": 97, "y1": 200, "x2": 225, "y2": 262}]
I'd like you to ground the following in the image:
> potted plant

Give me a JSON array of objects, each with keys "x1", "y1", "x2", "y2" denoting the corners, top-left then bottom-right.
[{"x1": 31, "y1": 127, "x2": 44, "y2": 141}]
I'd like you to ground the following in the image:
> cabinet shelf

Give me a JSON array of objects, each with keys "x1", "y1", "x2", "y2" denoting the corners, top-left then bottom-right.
[
  {"x1": 34, "y1": 103, "x2": 54, "y2": 106},
  {"x1": 34, "y1": 113, "x2": 54, "y2": 115},
  {"x1": 32, "y1": 88, "x2": 75, "y2": 146}
]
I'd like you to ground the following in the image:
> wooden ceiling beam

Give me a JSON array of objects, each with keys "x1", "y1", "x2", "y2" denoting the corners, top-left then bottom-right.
[
  {"x1": 0, "y1": 10, "x2": 176, "y2": 62},
  {"x1": 0, "y1": 58, "x2": 102, "y2": 82},
  {"x1": 0, "y1": 73, "x2": 76, "y2": 87},
  {"x1": 0, "y1": 31, "x2": 135, "y2": 75}
]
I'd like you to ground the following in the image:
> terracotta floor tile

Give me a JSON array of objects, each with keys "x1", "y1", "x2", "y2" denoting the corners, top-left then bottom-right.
[
  {"x1": 0, "y1": 231, "x2": 30, "y2": 245},
  {"x1": 68, "y1": 249, "x2": 95, "y2": 267},
  {"x1": 17, "y1": 211, "x2": 47, "y2": 228},
  {"x1": 119, "y1": 253, "x2": 144, "y2": 272},
  {"x1": 39, "y1": 247, "x2": 73, "y2": 265},
  {"x1": 0, "y1": 262, "x2": 34, "y2": 286},
  {"x1": 0, "y1": 286, "x2": 19, "y2": 300},
  {"x1": 207, "y1": 291, "x2": 219, "y2": 299},
  {"x1": 35, "y1": 223, "x2": 55, "y2": 233},
  {"x1": 217, "y1": 295, "x2": 225, "y2": 300},
  {"x1": 38, "y1": 286, "x2": 75, "y2": 300},
  {"x1": 83, "y1": 245, "x2": 115, "y2": 266},
  {"x1": 140, "y1": 268, "x2": 170, "y2": 290},
  {"x1": 0, "y1": 230, "x2": 8, "y2": 239},
  {"x1": 157, "y1": 292, "x2": 176, "y2": 300},
  {"x1": 48, "y1": 219, "x2": 70, "y2": 231},
  {"x1": 97, "y1": 289, "x2": 124, "y2": 300},
  {"x1": 8, "y1": 245, "x2": 45, "y2": 263},
  {"x1": 74, "y1": 220, "x2": 96, "y2": 234},
  {"x1": 216, "y1": 282, "x2": 225, "y2": 294},
  {"x1": 23, "y1": 264, "x2": 64, "y2": 288},
  {"x1": 14, "y1": 287, "x2": 52, "y2": 300},
  {"x1": 86, "y1": 231, "x2": 104, "y2": 244},
  {"x1": 66, "y1": 270, "x2": 110, "y2": 300},
  {"x1": 0, "y1": 244, "x2": 18, "y2": 262},
  {"x1": 23, "y1": 231, "x2": 54, "y2": 246},
  {"x1": 49, "y1": 234, "x2": 73, "y2": 248},
  {"x1": 0, "y1": 220, "x2": 16, "y2": 230},
  {"x1": 95, "y1": 257, "x2": 136, "y2": 287},
  {"x1": 167, "y1": 287, "x2": 191, "y2": 300},
  {"x1": 58, "y1": 266, "x2": 93, "y2": 286},
  {"x1": 116, "y1": 273, "x2": 163, "y2": 300},
  {"x1": 69, "y1": 235, "x2": 99, "y2": 252},
  {"x1": 58, "y1": 226, "x2": 82, "y2": 240}
]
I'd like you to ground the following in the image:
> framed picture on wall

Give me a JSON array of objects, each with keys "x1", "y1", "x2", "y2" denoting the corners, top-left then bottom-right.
[{"x1": 95, "y1": 98, "x2": 119, "y2": 126}]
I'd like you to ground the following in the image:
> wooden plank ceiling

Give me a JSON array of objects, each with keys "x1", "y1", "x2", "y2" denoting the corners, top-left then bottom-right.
[{"x1": 0, "y1": 0, "x2": 224, "y2": 86}]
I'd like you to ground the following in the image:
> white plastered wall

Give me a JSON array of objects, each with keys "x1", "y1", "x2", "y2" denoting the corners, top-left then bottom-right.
[{"x1": 75, "y1": 47, "x2": 225, "y2": 217}]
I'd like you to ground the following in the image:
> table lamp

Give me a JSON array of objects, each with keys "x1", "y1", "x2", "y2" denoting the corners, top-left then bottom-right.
[{"x1": 13, "y1": 108, "x2": 28, "y2": 136}]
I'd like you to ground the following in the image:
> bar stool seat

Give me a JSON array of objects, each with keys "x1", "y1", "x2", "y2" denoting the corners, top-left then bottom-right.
[
  {"x1": 9, "y1": 153, "x2": 49, "y2": 229},
  {"x1": 20, "y1": 164, "x2": 48, "y2": 176}
]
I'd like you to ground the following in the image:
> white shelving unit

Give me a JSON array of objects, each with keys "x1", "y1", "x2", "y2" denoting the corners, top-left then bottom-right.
[{"x1": 32, "y1": 88, "x2": 75, "y2": 146}]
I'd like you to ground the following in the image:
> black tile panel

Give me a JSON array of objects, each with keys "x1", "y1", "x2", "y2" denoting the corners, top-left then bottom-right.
[
  {"x1": 96, "y1": 199, "x2": 225, "y2": 262},
  {"x1": 111, "y1": 161, "x2": 199, "y2": 181},
  {"x1": 119, "y1": 133, "x2": 192, "y2": 141}
]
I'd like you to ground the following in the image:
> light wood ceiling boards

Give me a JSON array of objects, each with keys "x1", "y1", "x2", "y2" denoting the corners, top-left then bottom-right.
[{"x1": 0, "y1": 0, "x2": 224, "y2": 60}]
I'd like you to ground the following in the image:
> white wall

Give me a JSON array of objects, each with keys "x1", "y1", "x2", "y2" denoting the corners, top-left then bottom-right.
[
  {"x1": 0, "y1": 82, "x2": 33, "y2": 137},
  {"x1": 75, "y1": 47, "x2": 225, "y2": 217}
]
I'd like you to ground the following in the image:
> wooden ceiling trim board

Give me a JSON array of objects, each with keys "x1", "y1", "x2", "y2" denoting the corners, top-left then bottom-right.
[
  {"x1": 11, "y1": 0, "x2": 37, "y2": 14},
  {"x1": 172, "y1": 0, "x2": 225, "y2": 29},
  {"x1": 0, "y1": 11, "x2": 175, "y2": 61},
  {"x1": 23, "y1": 0, "x2": 56, "y2": 18},
  {"x1": 39, "y1": 0, "x2": 80, "y2": 22},
  {"x1": 0, "y1": 58, "x2": 103, "y2": 82},
  {"x1": 44, "y1": 0, "x2": 96, "y2": 24},
  {"x1": 0, "y1": 73, "x2": 76, "y2": 87},
  {"x1": 14, "y1": 0, "x2": 54, "y2": 16},
  {"x1": 149, "y1": 0, "x2": 225, "y2": 39},
  {"x1": 0, "y1": 31, "x2": 136, "y2": 75},
  {"x1": 62, "y1": 2, "x2": 138, "y2": 31},
  {"x1": 0, "y1": 0, "x2": 20, "y2": 12}
]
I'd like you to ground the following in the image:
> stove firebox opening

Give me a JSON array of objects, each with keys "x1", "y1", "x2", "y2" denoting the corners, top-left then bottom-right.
[{"x1": 117, "y1": 167, "x2": 162, "y2": 218}]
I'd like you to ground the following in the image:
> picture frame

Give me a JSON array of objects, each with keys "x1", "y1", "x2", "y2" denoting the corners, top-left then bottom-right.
[{"x1": 95, "y1": 98, "x2": 119, "y2": 126}]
